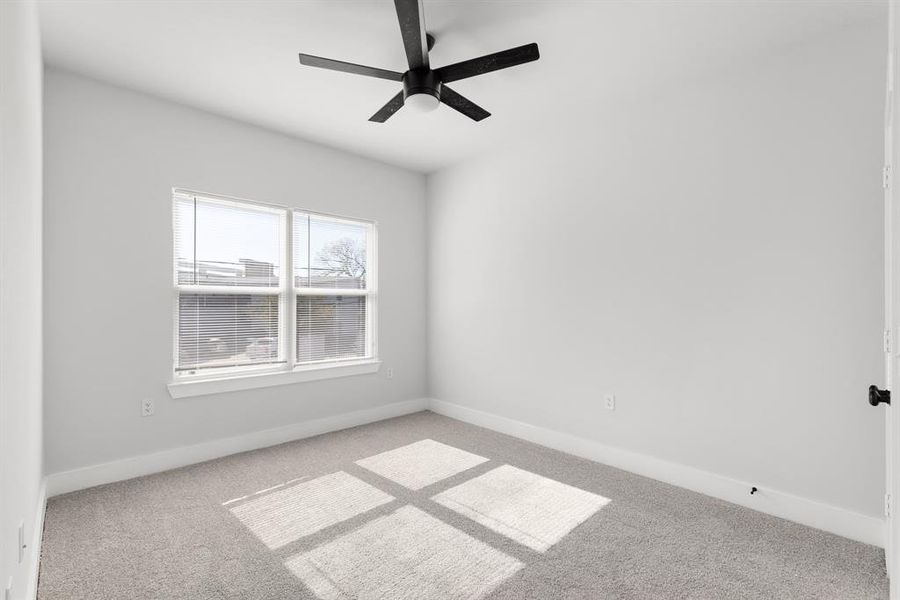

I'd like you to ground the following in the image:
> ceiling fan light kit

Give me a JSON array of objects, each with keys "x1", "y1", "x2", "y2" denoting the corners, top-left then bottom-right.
[
  {"x1": 403, "y1": 69, "x2": 442, "y2": 112},
  {"x1": 405, "y1": 91, "x2": 440, "y2": 113},
  {"x1": 297, "y1": 0, "x2": 540, "y2": 123}
]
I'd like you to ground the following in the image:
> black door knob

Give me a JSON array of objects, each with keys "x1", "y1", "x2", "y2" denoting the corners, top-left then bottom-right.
[{"x1": 869, "y1": 385, "x2": 891, "y2": 406}]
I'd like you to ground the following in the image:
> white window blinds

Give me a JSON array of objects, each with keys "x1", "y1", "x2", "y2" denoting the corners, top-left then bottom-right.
[
  {"x1": 173, "y1": 191, "x2": 375, "y2": 378},
  {"x1": 177, "y1": 293, "x2": 281, "y2": 372}
]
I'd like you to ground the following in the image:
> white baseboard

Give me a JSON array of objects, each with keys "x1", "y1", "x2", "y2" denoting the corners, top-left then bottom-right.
[
  {"x1": 428, "y1": 398, "x2": 885, "y2": 548},
  {"x1": 46, "y1": 398, "x2": 429, "y2": 497},
  {"x1": 43, "y1": 396, "x2": 884, "y2": 548},
  {"x1": 25, "y1": 477, "x2": 47, "y2": 600}
]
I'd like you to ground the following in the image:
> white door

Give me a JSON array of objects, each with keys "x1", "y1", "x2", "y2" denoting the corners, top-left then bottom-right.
[{"x1": 886, "y1": 4, "x2": 899, "y2": 597}]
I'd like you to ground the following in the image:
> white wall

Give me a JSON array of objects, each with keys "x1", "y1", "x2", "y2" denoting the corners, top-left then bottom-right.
[
  {"x1": 0, "y1": 0, "x2": 44, "y2": 597},
  {"x1": 428, "y1": 23, "x2": 887, "y2": 519},
  {"x1": 43, "y1": 69, "x2": 427, "y2": 475}
]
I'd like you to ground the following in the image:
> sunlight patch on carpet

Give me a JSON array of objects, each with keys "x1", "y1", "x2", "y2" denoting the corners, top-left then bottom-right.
[
  {"x1": 285, "y1": 505, "x2": 523, "y2": 600},
  {"x1": 229, "y1": 471, "x2": 393, "y2": 549},
  {"x1": 432, "y1": 464, "x2": 610, "y2": 552},
  {"x1": 355, "y1": 439, "x2": 488, "y2": 490}
]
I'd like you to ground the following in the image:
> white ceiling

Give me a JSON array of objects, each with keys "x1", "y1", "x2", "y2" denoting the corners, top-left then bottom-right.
[{"x1": 38, "y1": 0, "x2": 884, "y2": 173}]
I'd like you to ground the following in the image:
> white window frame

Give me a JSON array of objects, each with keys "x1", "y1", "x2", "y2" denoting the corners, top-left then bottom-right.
[{"x1": 168, "y1": 189, "x2": 379, "y2": 399}]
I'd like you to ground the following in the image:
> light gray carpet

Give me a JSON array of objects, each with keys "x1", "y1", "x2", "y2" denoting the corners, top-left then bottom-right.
[{"x1": 37, "y1": 411, "x2": 888, "y2": 599}]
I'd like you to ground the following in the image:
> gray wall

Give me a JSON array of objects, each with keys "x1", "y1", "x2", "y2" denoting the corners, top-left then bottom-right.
[
  {"x1": 427, "y1": 23, "x2": 886, "y2": 517},
  {"x1": 0, "y1": 0, "x2": 44, "y2": 596},
  {"x1": 43, "y1": 69, "x2": 427, "y2": 474}
]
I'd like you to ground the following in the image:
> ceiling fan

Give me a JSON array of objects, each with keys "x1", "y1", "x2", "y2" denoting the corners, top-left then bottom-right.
[{"x1": 297, "y1": 0, "x2": 540, "y2": 123}]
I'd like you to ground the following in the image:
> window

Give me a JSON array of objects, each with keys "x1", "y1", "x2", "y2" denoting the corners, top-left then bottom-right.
[
  {"x1": 172, "y1": 190, "x2": 376, "y2": 386},
  {"x1": 294, "y1": 213, "x2": 372, "y2": 364}
]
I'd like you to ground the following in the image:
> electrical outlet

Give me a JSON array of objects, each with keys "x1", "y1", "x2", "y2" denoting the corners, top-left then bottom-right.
[
  {"x1": 386, "y1": 368, "x2": 394, "y2": 379},
  {"x1": 604, "y1": 394, "x2": 616, "y2": 411},
  {"x1": 17, "y1": 521, "x2": 24, "y2": 564},
  {"x1": 141, "y1": 398, "x2": 154, "y2": 417}
]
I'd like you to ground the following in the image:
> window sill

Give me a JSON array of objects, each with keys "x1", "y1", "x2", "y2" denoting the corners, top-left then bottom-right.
[{"x1": 167, "y1": 359, "x2": 381, "y2": 399}]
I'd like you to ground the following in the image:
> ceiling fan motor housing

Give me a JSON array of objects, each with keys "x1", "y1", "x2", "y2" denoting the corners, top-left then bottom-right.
[{"x1": 402, "y1": 69, "x2": 441, "y2": 102}]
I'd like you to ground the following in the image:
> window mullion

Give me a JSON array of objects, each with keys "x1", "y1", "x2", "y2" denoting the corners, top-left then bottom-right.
[{"x1": 284, "y1": 210, "x2": 295, "y2": 370}]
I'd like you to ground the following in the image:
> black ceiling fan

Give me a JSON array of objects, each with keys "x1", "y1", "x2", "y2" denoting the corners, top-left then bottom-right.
[{"x1": 298, "y1": 0, "x2": 540, "y2": 123}]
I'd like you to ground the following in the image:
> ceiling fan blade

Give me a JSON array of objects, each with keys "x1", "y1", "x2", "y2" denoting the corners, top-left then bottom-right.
[
  {"x1": 435, "y1": 43, "x2": 539, "y2": 84},
  {"x1": 298, "y1": 54, "x2": 403, "y2": 81},
  {"x1": 440, "y1": 86, "x2": 490, "y2": 122},
  {"x1": 369, "y1": 91, "x2": 406, "y2": 122},
  {"x1": 393, "y1": 0, "x2": 430, "y2": 70}
]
